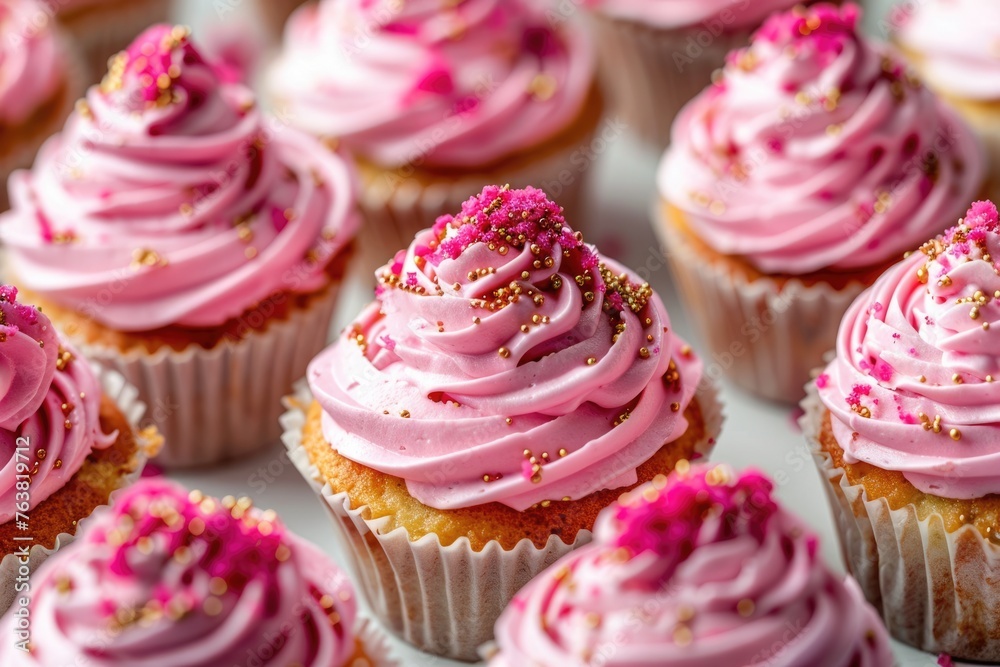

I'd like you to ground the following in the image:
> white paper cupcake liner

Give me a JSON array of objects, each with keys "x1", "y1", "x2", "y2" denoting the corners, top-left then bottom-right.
[
  {"x1": 55, "y1": 0, "x2": 173, "y2": 84},
  {"x1": 75, "y1": 283, "x2": 340, "y2": 468},
  {"x1": 280, "y1": 377, "x2": 722, "y2": 661},
  {"x1": 800, "y1": 385, "x2": 1000, "y2": 662},
  {"x1": 0, "y1": 366, "x2": 155, "y2": 615},
  {"x1": 355, "y1": 618, "x2": 398, "y2": 667},
  {"x1": 655, "y1": 205, "x2": 868, "y2": 404},
  {"x1": 588, "y1": 14, "x2": 748, "y2": 149},
  {"x1": 352, "y1": 116, "x2": 597, "y2": 292}
]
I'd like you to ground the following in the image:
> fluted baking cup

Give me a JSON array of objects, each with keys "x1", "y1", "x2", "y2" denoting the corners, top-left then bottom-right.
[
  {"x1": 0, "y1": 366, "x2": 155, "y2": 614},
  {"x1": 280, "y1": 377, "x2": 722, "y2": 661},
  {"x1": 801, "y1": 385, "x2": 1000, "y2": 662},
  {"x1": 656, "y1": 204, "x2": 868, "y2": 403},
  {"x1": 74, "y1": 283, "x2": 340, "y2": 468}
]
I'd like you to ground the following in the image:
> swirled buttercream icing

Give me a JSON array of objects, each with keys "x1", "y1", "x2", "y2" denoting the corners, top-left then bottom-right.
[
  {"x1": 659, "y1": 3, "x2": 983, "y2": 275},
  {"x1": 267, "y1": 0, "x2": 594, "y2": 169},
  {"x1": 308, "y1": 186, "x2": 705, "y2": 511},
  {"x1": 488, "y1": 465, "x2": 894, "y2": 666},
  {"x1": 896, "y1": 0, "x2": 1000, "y2": 101},
  {"x1": 0, "y1": 479, "x2": 361, "y2": 666},
  {"x1": 0, "y1": 0, "x2": 63, "y2": 127},
  {"x1": 0, "y1": 285, "x2": 114, "y2": 524},
  {"x1": 819, "y1": 200, "x2": 1000, "y2": 499},
  {"x1": 0, "y1": 24, "x2": 357, "y2": 331}
]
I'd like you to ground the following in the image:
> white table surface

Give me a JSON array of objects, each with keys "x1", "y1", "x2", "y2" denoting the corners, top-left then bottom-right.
[{"x1": 168, "y1": 1, "x2": 975, "y2": 664}]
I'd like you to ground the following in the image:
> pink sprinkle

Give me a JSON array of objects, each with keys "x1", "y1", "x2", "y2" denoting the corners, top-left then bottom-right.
[
  {"x1": 965, "y1": 201, "x2": 999, "y2": 230},
  {"x1": 0, "y1": 285, "x2": 18, "y2": 303},
  {"x1": 892, "y1": 333, "x2": 901, "y2": 340},
  {"x1": 871, "y1": 302, "x2": 883, "y2": 313},
  {"x1": 815, "y1": 373, "x2": 830, "y2": 389},
  {"x1": 406, "y1": 272, "x2": 418, "y2": 287},
  {"x1": 873, "y1": 362, "x2": 893, "y2": 382},
  {"x1": 909, "y1": 347, "x2": 917, "y2": 356},
  {"x1": 612, "y1": 467, "x2": 779, "y2": 582},
  {"x1": 937, "y1": 655, "x2": 954, "y2": 667},
  {"x1": 380, "y1": 335, "x2": 396, "y2": 351}
]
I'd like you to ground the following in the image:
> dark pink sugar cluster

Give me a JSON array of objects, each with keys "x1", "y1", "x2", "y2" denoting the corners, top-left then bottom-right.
[
  {"x1": 428, "y1": 185, "x2": 595, "y2": 267},
  {"x1": 753, "y1": 2, "x2": 860, "y2": 52},
  {"x1": 92, "y1": 480, "x2": 290, "y2": 594},
  {"x1": 611, "y1": 467, "x2": 778, "y2": 581},
  {"x1": 0, "y1": 285, "x2": 39, "y2": 336},
  {"x1": 106, "y1": 24, "x2": 201, "y2": 110},
  {"x1": 941, "y1": 200, "x2": 1000, "y2": 258}
]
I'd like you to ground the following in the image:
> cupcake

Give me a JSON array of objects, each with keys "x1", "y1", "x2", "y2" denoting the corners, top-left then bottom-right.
[
  {"x1": 657, "y1": 3, "x2": 984, "y2": 403},
  {"x1": 267, "y1": 0, "x2": 601, "y2": 277},
  {"x1": 803, "y1": 200, "x2": 1000, "y2": 660},
  {"x1": 0, "y1": 479, "x2": 393, "y2": 666},
  {"x1": 0, "y1": 285, "x2": 155, "y2": 615},
  {"x1": 0, "y1": 25, "x2": 359, "y2": 467},
  {"x1": 895, "y1": 0, "x2": 1000, "y2": 200},
  {"x1": 486, "y1": 464, "x2": 894, "y2": 666},
  {"x1": 281, "y1": 185, "x2": 722, "y2": 660},
  {"x1": 584, "y1": 0, "x2": 806, "y2": 148},
  {"x1": 45, "y1": 0, "x2": 172, "y2": 84},
  {"x1": 0, "y1": 0, "x2": 82, "y2": 210}
]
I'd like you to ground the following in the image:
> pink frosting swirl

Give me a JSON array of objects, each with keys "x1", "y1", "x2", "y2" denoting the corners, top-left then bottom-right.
[
  {"x1": 588, "y1": 0, "x2": 801, "y2": 31},
  {"x1": 659, "y1": 3, "x2": 984, "y2": 275},
  {"x1": 0, "y1": 285, "x2": 114, "y2": 523},
  {"x1": 897, "y1": 0, "x2": 1000, "y2": 101},
  {"x1": 267, "y1": 0, "x2": 594, "y2": 168},
  {"x1": 0, "y1": 479, "x2": 360, "y2": 666},
  {"x1": 489, "y1": 465, "x2": 893, "y2": 667},
  {"x1": 308, "y1": 186, "x2": 704, "y2": 511},
  {"x1": 818, "y1": 201, "x2": 1000, "y2": 499},
  {"x1": 0, "y1": 25, "x2": 358, "y2": 331},
  {"x1": 0, "y1": 0, "x2": 63, "y2": 126}
]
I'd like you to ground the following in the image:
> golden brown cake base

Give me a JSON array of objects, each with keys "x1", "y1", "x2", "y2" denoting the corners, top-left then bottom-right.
[
  {"x1": 16, "y1": 250, "x2": 350, "y2": 354},
  {"x1": 300, "y1": 397, "x2": 708, "y2": 551},
  {"x1": 0, "y1": 395, "x2": 140, "y2": 553},
  {"x1": 818, "y1": 408, "x2": 1000, "y2": 540}
]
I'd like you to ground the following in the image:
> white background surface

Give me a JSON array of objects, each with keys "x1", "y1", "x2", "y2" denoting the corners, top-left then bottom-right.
[{"x1": 169, "y1": 1, "x2": 971, "y2": 664}]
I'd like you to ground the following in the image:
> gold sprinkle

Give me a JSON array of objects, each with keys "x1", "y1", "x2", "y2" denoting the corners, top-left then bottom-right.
[
  {"x1": 586, "y1": 357, "x2": 597, "y2": 366},
  {"x1": 638, "y1": 347, "x2": 650, "y2": 359},
  {"x1": 558, "y1": 448, "x2": 568, "y2": 457},
  {"x1": 953, "y1": 374, "x2": 964, "y2": 384},
  {"x1": 498, "y1": 347, "x2": 511, "y2": 359},
  {"x1": 209, "y1": 578, "x2": 228, "y2": 596},
  {"x1": 527, "y1": 73, "x2": 557, "y2": 101},
  {"x1": 204, "y1": 597, "x2": 224, "y2": 617},
  {"x1": 950, "y1": 428, "x2": 962, "y2": 441},
  {"x1": 245, "y1": 247, "x2": 258, "y2": 259},
  {"x1": 671, "y1": 402, "x2": 681, "y2": 412},
  {"x1": 673, "y1": 625, "x2": 693, "y2": 647},
  {"x1": 737, "y1": 599, "x2": 756, "y2": 617},
  {"x1": 400, "y1": 410, "x2": 411, "y2": 418}
]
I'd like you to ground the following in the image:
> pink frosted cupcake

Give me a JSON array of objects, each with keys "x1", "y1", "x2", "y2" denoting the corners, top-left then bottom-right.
[
  {"x1": 803, "y1": 200, "x2": 1000, "y2": 660},
  {"x1": 0, "y1": 25, "x2": 359, "y2": 467},
  {"x1": 0, "y1": 479, "x2": 393, "y2": 666},
  {"x1": 267, "y1": 0, "x2": 601, "y2": 275},
  {"x1": 485, "y1": 464, "x2": 894, "y2": 666},
  {"x1": 895, "y1": 0, "x2": 1000, "y2": 200},
  {"x1": 282, "y1": 185, "x2": 722, "y2": 660},
  {"x1": 45, "y1": 0, "x2": 172, "y2": 84},
  {"x1": 0, "y1": 285, "x2": 156, "y2": 615},
  {"x1": 584, "y1": 0, "x2": 808, "y2": 147},
  {"x1": 657, "y1": 3, "x2": 984, "y2": 402},
  {"x1": 0, "y1": 0, "x2": 82, "y2": 209}
]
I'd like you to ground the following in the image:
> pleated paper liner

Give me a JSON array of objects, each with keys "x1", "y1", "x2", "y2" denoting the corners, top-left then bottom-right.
[
  {"x1": 0, "y1": 366, "x2": 156, "y2": 614},
  {"x1": 801, "y1": 383, "x2": 1000, "y2": 662},
  {"x1": 655, "y1": 202, "x2": 872, "y2": 403},
  {"x1": 280, "y1": 377, "x2": 722, "y2": 661},
  {"x1": 72, "y1": 281, "x2": 341, "y2": 468}
]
